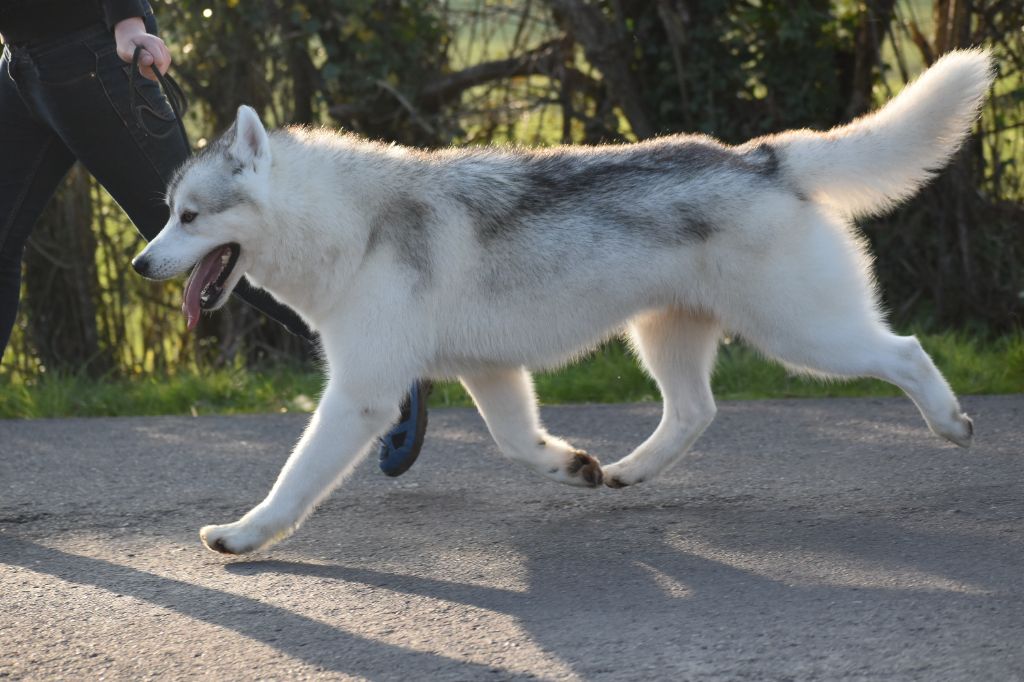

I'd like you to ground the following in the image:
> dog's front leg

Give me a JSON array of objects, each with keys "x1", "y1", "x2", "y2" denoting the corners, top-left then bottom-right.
[
  {"x1": 200, "y1": 380, "x2": 401, "y2": 555},
  {"x1": 460, "y1": 367, "x2": 603, "y2": 487}
]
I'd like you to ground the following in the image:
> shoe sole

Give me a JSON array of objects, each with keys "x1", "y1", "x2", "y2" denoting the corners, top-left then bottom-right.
[{"x1": 380, "y1": 381, "x2": 431, "y2": 477}]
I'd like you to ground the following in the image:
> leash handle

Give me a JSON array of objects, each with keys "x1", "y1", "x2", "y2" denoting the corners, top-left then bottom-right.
[{"x1": 130, "y1": 44, "x2": 190, "y2": 148}]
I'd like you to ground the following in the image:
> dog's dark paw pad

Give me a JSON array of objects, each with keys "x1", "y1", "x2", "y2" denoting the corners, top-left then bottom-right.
[
  {"x1": 566, "y1": 452, "x2": 587, "y2": 474},
  {"x1": 605, "y1": 474, "x2": 642, "y2": 489},
  {"x1": 209, "y1": 537, "x2": 232, "y2": 554},
  {"x1": 568, "y1": 451, "x2": 603, "y2": 488},
  {"x1": 582, "y1": 466, "x2": 603, "y2": 487}
]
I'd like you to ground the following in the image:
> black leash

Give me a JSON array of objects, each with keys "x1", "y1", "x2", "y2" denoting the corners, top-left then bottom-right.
[{"x1": 129, "y1": 44, "x2": 190, "y2": 147}]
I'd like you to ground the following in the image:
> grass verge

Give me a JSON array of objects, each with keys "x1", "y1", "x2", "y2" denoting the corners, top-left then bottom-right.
[{"x1": 1, "y1": 331, "x2": 1021, "y2": 419}]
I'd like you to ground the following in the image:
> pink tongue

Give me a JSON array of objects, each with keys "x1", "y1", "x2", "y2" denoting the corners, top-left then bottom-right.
[{"x1": 182, "y1": 247, "x2": 230, "y2": 331}]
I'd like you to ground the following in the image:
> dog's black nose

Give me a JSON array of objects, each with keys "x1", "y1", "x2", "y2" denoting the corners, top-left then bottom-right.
[{"x1": 131, "y1": 254, "x2": 150, "y2": 277}]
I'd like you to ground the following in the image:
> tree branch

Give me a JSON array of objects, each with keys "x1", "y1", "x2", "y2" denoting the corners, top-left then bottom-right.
[
  {"x1": 328, "y1": 38, "x2": 586, "y2": 122},
  {"x1": 544, "y1": 0, "x2": 656, "y2": 139}
]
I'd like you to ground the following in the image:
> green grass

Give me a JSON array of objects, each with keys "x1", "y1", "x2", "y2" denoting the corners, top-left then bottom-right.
[
  {"x1": 1, "y1": 331, "x2": 1021, "y2": 419},
  {"x1": 0, "y1": 368, "x2": 325, "y2": 419}
]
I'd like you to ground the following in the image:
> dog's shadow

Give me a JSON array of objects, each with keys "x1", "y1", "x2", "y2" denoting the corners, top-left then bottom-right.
[
  {"x1": 3, "y1": 492, "x2": 1017, "y2": 678},
  {"x1": 221, "y1": 497, "x2": 1017, "y2": 677}
]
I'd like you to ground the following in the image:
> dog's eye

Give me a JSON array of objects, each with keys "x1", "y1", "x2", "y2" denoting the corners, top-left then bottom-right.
[{"x1": 181, "y1": 210, "x2": 198, "y2": 224}]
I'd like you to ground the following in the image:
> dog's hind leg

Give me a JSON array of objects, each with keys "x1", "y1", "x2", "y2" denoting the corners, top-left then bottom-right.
[
  {"x1": 602, "y1": 309, "x2": 720, "y2": 488},
  {"x1": 460, "y1": 367, "x2": 603, "y2": 488},
  {"x1": 722, "y1": 211, "x2": 972, "y2": 447},
  {"x1": 745, "y1": 323, "x2": 972, "y2": 447}
]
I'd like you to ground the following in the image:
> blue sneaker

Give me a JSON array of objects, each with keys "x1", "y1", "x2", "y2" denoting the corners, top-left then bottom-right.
[{"x1": 378, "y1": 380, "x2": 432, "y2": 477}]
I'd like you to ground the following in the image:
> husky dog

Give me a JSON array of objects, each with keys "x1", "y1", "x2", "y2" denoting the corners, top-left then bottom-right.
[{"x1": 134, "y1": 50, "x2": 992, "y2": 555}]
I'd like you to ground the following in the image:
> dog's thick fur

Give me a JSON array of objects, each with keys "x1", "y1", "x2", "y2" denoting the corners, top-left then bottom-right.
[{"x1": 134, "y1": 50, "x2": 993, "y2": 555}]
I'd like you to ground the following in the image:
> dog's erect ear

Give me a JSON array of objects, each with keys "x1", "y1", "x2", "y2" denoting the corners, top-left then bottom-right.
[{"x1": 229, "y1": 105, "x2": 270, "y2": 169}]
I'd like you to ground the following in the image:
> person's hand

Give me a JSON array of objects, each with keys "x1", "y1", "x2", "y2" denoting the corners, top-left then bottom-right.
[{"x1": 113, "y1": 17, "x2": 171, "y2": 81}]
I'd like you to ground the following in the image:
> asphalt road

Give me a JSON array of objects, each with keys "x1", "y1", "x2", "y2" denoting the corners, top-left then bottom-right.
[{"x1": 1, "y1": 395, "x2": 1022, "y2": 681}]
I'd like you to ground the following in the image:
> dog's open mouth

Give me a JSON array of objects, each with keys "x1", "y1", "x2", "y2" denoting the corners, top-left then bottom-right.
[{"x1": 182, "y1": 243, "x2": 240, "y2": 330}]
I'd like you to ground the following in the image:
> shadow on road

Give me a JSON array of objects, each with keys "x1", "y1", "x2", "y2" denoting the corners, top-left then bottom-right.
[
  {"x1": 2, "y1": 487, "x2": 1021, "y2": 678},
  {"x1": 0, "y1": 535, "x2": 532, "y2": 679},
  {"x1": 2, "y1": 397, "x2": 1021, "y2": 678},
  {"x1": 222, "y1": 500, "x2": 1020, "y2": 674}
]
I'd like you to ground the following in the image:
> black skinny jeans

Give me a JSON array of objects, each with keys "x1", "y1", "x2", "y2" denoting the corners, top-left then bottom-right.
[{"x1": 0, "y1": 17, "x2": 311, "y2": 358}]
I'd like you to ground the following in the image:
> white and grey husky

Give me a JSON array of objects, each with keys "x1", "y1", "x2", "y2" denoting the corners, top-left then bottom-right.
[{"x1": 134, "y1": 50, "x2": 992, "y2": 554}]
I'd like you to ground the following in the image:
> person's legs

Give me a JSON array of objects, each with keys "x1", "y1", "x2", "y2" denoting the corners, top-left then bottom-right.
[
  {"x1": 0, "y1": 45, "x2": 77, "y2": 357},
  {"x1": 14, "y1": 22, "x2": 314, "y2": 339},
  {"x1": 10, "y1": 23, "x2": 429, "y2": 469}
]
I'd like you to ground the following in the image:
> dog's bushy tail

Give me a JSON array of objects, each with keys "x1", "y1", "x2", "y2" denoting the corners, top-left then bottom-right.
[{"x1": 773, "y1": 49, "x2": 994, "y2": 218}]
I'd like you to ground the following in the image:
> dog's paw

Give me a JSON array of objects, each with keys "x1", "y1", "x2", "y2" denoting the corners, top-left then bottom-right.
[
  {"x1": 565, "y1": 450, "x2": 604, "y2": 487},
  {"x1": 937, "y1": 412, "x2": 973, "y2": 448},
  {"x1": 200, "y1": 521, "x2": 280, "y2": 555},
  {"x1": 601, "y1": 462, "x2": 644, "y2": 489},
  {"x1": 542, "y1": 449, "x2": 603, "y2": 488}
]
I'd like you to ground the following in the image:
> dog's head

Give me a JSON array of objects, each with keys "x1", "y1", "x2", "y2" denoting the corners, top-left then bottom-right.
[{"x1": 132, "y1": 105, "x2": 271, "y2": 330}]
